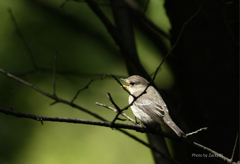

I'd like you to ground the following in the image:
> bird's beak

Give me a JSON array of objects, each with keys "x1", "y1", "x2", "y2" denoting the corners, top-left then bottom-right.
[
  {"x1": 121, "y1": 78, "x2": 130, "y2": 88},
  {"x1": 123, "y1": 83, "x2": 130, "y2": 88},
  {"x1": 120, "y1": 78, "x2": 126, "y2": 82}
]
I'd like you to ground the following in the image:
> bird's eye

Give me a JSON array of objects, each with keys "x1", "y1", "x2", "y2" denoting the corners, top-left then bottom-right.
[{"x1": 130, "y1": 82, "x2": 135, "y2": 86}]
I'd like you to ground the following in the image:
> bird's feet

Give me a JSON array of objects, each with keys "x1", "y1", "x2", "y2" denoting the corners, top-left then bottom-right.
[{"x1": 134, "y1": 117, "x2": 144, "y2": 127}]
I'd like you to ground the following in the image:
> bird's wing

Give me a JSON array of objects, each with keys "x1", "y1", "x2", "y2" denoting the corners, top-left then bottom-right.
[
  {"x1": 131, "y1": 87, "x2": 167, "y2": 124},
  {"x1": 130, "y1": 87, "x2": 185, "y2": 137}
]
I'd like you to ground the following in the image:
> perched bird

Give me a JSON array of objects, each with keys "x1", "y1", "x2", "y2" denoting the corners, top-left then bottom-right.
[{"x1": 121, "y1": 75, "x2": 185, "y2": 137}]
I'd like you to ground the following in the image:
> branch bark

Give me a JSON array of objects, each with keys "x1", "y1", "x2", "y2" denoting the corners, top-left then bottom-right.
[{"x1": 0, "y1": 106, "x2": 238, "y2": 164}]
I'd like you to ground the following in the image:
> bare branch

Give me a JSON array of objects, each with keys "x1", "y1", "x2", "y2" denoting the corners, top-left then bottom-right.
[
  {"x1": 0, "y1": 68, "x2": 175, "y2": 161},
  {"x1": 8, "y1": 8, "x2": 38, "y2": 69},
  {"x1": 185, "y1": 127, "x2": 208, "y2": 137},
  {"x1": 0, "y1": 107, "x2": 178, "y2": 164},
  {"x1": 149, "y1": 4, "x2": 204, "y2": 83},
  {"x1": 95, "y1": 102, "x2": 136, "y2": 124},
  {"x1": 108, "y1": 3, "x2": 205, "y2": 147},
  {"x1": 193, "y1": 142, "x2": 239, "y2": 164},
  {"x1": 124, "y1": 0, "x2": 170, "y2": 39},
  {"x1": 84, "y1": 0, "x2": 120, "y2": 46},
  {"x1": 117, "y1": 118, "x2": 126, "y2": 121},
  {"x1": 5, "y1": 4, "x2": 236, "y2": 164},
  {"x1": 0, "y1": 68, "x2": 106, "y2": 122},
  {"x1": 231, "y1": 133, "x2": 238, "y2": 161},
  {"x1": 108, "y1": 74, "x2": 133, "y2": 96},
  {"x1": 1, "y1": 106, "x2": 238, "y2": 164},
  {"x1": 71, "y1": 74, "x2": 106, "y2": 103},
  {"x1": 69, "y1": 73, "x2": 136, "y2": 125},
  {"x1": 0, "y1": 69, "x2": 131, "y2": 126},
  {"x1": 106, "y1": 93, "x2": 124, "y2": 127},
  {"x1": 70, "y1": 73, "x2": 134, "y2": 103},
  {"x1": 0, "y1": 107, "x2": 133, "y2": 128}
]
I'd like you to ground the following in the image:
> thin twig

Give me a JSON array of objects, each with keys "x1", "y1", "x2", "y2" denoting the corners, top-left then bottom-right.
[
  {"x1": 107, "y1": 75, "x2": 153, "y2": 124},
  {"x1": 111, "y1": 4, "x2": 205, "y2": 140},
  {"x1": 53, "y1": 51, "x2": 57, "y2": 96},
  {"x1": 106, "y1": 93, "x2": 123, "y2": 127},
  {"x1": 2, "y1": 5, "x2": 236, "y2": 163},
  {"x1": 8, "y1": 8, "x2": 38, "y2": 69},
  {"x1": 104, "y1": 74, "x2": 146, "y2": 124},
  {"x1": 0, "y1": 69, "x2": 129, "y2": 128},
  {"x1": 1, "y1": 106, "x2": 238, "y2": 164},
  {"x1": 108, "y1": 74, "x2": 135, "y2": 97},
  {"x1": 193, "y1": 142, "x2": 236, "y2": 164},
  {"x1": 96, "y1": 5, "x2": 204, "y2": 126},
  {"x1": 71, "y1": 74, "x2": 107, "y2": 103},
  {"x1": 124, "y1": 0, "x2": 170, "y2": 39},
  {"x1": 85, "y1": 0, "x2": 150, "y2": 77},
  {"x1": 0, "y1": 107, "x2": 134, "y2": 128},
  {"x1": 85, "y1": 0, "x2": 121, "y2": 45},
  {"x1": 0, "y1": 68, "x2": 176, "y2": 162},
  {"x1": 0, "y1": 68, "x2": 106, "y2": 122},
  {"x1": 0, "y1": 107, "x2": 178, "y2": 164},
  {"x1": 149, "y1": 4, "x2": 203, "y2": 83},
  {"x1": 83, "y1": 75, "x2": 143, "y2": 126},
  {"x1": 185, "y1": 127, "x2": 208, "y2": 137},
  {"x1": 95, "y1": 102, "x2": 136, "y2": 124},
  {"x1": 230, "y1": 133, "x2": 238, "y2": 161}
]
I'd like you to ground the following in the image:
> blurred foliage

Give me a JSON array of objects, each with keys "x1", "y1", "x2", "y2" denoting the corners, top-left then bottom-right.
[{"x1": 0, "y1": 0, "x2": 172, "y2": 164}]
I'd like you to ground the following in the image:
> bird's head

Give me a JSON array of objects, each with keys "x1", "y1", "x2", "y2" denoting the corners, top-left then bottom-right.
[{"x1": 121, "y1": 75, "x2": 149, "y2": 93}]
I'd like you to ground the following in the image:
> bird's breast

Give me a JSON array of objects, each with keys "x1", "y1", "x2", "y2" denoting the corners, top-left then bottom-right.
[{"x1": 130, "y1": 104, "x2": 156, "y2": 127}]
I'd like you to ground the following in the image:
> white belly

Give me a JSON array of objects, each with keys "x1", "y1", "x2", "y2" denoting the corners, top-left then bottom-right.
[{"x1": 130, "y1": 105, "x2": 156, "y2": 127}]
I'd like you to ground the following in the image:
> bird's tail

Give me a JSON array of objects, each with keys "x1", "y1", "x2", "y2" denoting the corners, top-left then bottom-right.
[{"x1": 163, "y1": 114, "x2": 186, "y2": 137}]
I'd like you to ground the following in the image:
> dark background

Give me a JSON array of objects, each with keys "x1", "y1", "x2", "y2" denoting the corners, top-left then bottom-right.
[{"x1": 0, "y1": 0, "x2": 238, "y2": 164}]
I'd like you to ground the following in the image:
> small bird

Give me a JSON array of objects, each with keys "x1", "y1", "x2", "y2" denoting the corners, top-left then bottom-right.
[{"x1": 121, "y1": 75, "x2": 185, "y2": 137}]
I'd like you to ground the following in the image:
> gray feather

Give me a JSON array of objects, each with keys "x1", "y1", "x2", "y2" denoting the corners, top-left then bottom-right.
[{"x1": 130, "y1": 86, "x2": 185, "y2": 137}]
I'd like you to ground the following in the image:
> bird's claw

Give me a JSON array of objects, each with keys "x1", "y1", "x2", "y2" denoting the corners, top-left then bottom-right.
[{"x1": 134, "y1": 117, "x2": 143, "y2": 126}]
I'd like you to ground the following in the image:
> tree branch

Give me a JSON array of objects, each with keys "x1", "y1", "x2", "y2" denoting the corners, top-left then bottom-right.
[
  {"x1": 95, "y1": 102, "x2": 136, "y2": 124},
  {"x1": 102, "y1": 5, "x2": 204, "y2": 122},
  {"x1": 149, "y1": 3, "x2": 204, "y2": 82},
  {"x1": 124, "y1": 0, "x2": 170, "y2": 39},
  {"x1": 71, "y1": 74, "x2": 106, "y2": 103},
  {"x1": 0, "y1": 106, "x2": 238, "y2": 164},
  {"x1": 0, "y1": 107, "x2": 135, "y2": 129},
  {"x1": 5, "y1": 3, "x2": 237, "y2": 164},
  {"x1": 8, "y1": 8, "x2": 38, "y2": 69},
  {"x1": 0, "y1": 68, "x2": 175, "y2": 162},
  {"x1": 193, "y1": 142, "x2": 239, "y2": 164},
  {"x1": 231, "y1": 133, "x2": 238, "y2": 161},
  {"x1": 1, "y1": 67, "x2": 238, "y2": 163},
  {"x1": 0, "y1": 68, "x2": 106, "y2": 122},
  {"x1": 0, "y1": 106, "x2": 179, "y2": 163},
  {"x1": 185, "y1": 127, "x2": 208, "y2": 137}
]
